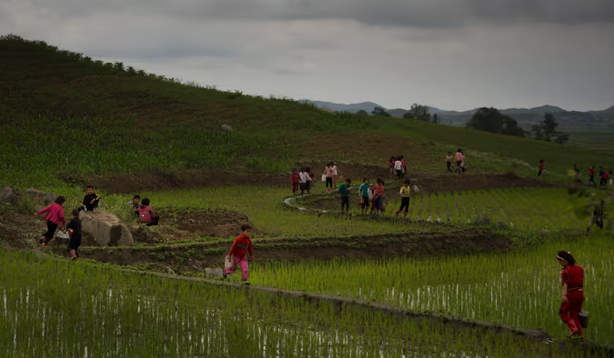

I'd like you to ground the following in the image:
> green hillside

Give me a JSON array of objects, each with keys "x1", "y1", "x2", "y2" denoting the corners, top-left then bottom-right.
[{"x1": 1, "y1": 34, "x2": 612, "y2": 188}]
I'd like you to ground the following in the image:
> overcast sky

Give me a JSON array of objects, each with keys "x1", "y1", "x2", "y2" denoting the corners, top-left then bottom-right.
[{"x1": 2, "y1": 0, "x2": 613, "y2": 111}]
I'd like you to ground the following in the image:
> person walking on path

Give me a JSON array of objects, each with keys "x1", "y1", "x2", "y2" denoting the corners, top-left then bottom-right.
[
  {"x1": 556, "y1": 251, "x2": 585, "y2": 340},
  {"x1": 223, "y1": 224, "x2": 254, "y2": 284},
  {"x1": 34, "y1": 196, "x2": 66, "y2": 248},
  {"x1": 370, "y1": 179, "x2": 385, "y2": 215},
  {"x1": 395, "y1": 180, "x2": 413, "y2": 217},
  {"x1": 323, "y1": 163, "x2": 335, "y2": 192},
  {"x1": 600, "y1": 169, "x2": 610, "y2": 187},
  {"x1": 537, "y1": 159, "x2": 545, "y2": 179},
  {"x1": 454, "y1": 149, "x2": 463, "y2": 174},
  {"x1": 573, "y1": 164, "x2": 582, "y2": 184},
  {"x1": 446, "y1": 152, "x2": 453, "y2": 173},
  {"x1": 358, "y1": 179, "x2": 371, "y2": 214},
  {"x1": 81, "y1": 185, "x2": 101, "y2": 212},
  {"x1": 587, "y1": 166, "x2": 596, "y2": 186},
  {"x1": 299, "y1": 168, "x2": 312, "y2": 195},
  {"x1": 66, "y1": 209, "x2": 82, "y2": 260},
  {"x1": 336, "y1": 178, "x2": 352, "y2": 213},
  {"x1": 290, "y1": 169, "x2": 300, "y2": 196}
]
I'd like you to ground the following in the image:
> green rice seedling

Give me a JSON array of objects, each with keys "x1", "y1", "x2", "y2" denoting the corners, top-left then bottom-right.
[
  {"x1": 3, "y1": 248, "x2": 603, "y2": 357},
  {"x1": 251, "y1": 233, "x2": 614, "y2": 346}
]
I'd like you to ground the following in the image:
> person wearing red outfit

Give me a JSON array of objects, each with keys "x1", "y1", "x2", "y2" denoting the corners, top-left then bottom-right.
[
  {"x1": 223, "y1": 224, "x2": 254, "y2": 284},
  {"x1": 557, "y1": 250, "x2": 584, "y2": 339},
  {"x1": 290, "y1": 169, "x2": 300, "y2": 196},
  {"x1": 33, "y1": 196, "x2": 66, "y2": 248}
]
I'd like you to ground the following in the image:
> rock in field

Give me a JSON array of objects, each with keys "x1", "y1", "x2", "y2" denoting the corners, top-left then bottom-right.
[
  {"x1": 80, "y1": 210, "x2": 134, "y2": 246},
  {"x1": 1, "y1": 185, "x2": 18, "y2": 204},
  {"x1": 220, "y1": 124, "x2": 233, "y2": 132}
]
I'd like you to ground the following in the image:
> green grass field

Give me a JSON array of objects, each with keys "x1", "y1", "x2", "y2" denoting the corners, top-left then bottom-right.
[{"x1": 2, "y1": 35, "x2": 614, "y2": 357}]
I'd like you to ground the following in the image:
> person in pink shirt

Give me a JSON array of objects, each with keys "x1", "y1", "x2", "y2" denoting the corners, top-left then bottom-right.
[
  {"x1": 33, "y1": 196, "x2": 66, "y2": 248},
  {"x1": 454, "y1": 149, "x2": 463, "y2": 174}
]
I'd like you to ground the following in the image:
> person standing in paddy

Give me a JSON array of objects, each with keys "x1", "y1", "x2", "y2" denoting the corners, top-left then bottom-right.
[
  {"x1": 395, "y1": 180, "x2": 412, "y2": 217},
  {"x1": 224, "y1": 224, "x2": 254, "y2": 284},
  {"x1": 358, "y1": 179, "x2": 371, "y2": 214},
  {"x1": 290, "y1": 169, "x2": 300, "y2": 196},
  {"x1": 336, "y1": 178, "x2": 352, "y2": 213},
  {"x1": 556, "y1": 251, "x2": 585, "y2": 340},
  {"x1": 323, "y1": 163, "x2": 335, "y2": 193},
  {"x1": 370, "y1": 178, "x2": 385, "y2": 214},
  {"x1": 33, "y1": 196, "x2": 66, "y2": 248}
]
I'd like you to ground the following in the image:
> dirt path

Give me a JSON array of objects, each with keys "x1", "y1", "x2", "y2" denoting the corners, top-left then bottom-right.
[{"x1": 85, "y1": 166, "x2": 557, "y2": 195}]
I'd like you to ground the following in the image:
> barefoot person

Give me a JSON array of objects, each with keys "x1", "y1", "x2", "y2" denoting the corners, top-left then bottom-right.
[
  {"x1": 223, "y1": 224, "x2": 254, "y2": 284},
  {"x1": 33, "y1": 196, "x2": 66, "y2": 248},
  {"x1": 557, "y1": 251, "x2": 584, "y2": 340}
]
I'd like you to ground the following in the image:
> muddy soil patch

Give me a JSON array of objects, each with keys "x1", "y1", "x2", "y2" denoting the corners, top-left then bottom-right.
[
  {"x1": 131, "y1": 207, "x2": 254, "y2": 243},
  {"x1": 60, "y1": 228, "x2": 512, "y2": 274}
]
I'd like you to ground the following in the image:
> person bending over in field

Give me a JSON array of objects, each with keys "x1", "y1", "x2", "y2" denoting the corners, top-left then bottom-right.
[
  {"x1": 81, "y1": 185, "x2": 101, "y2": 212},
  {"x1": 337, "y1": 178, "x2": 352, "y2": 213},
  {"x1": 556, "y1": 251, "x2": 584, "y2": 340},
  {"x1": 223, "y1": 224, "x2": 254, "y2": 284},
  {"x1": 67, "y1": 209, "x2": 82, "y2": 260},
  {"x1": 137, "y1": 198, "x2": 159, "y2": 226},
  {"x1": 395, "y1": 180, "x2": 412, "y2": 217},
  {"x1": 446, "y1": 152, "x2": 453, "y2": 173},
  {"x1": 34, "y1": 196, "x2": 66, "y2": 248}
]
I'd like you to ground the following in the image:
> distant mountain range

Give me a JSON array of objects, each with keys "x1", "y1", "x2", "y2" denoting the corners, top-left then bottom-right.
[{"x1": 299, "y1": 100, "x2": 614, "y2": 128}]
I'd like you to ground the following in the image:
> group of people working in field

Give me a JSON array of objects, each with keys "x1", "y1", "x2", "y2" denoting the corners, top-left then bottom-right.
[{"x1": 32, "y1": 186, "x2": 160, "y2": 259}]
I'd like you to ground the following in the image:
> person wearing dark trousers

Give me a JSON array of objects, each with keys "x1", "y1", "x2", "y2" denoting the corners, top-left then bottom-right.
[
  {"x1": 82, "y1": 185, "x2": 101, "y2": 211},
  {"x1": 337, "y1": 178, "x2": 352, "y2": 213},
  {"x1": 34, "y1": 196, "x2": 66, "y2": 248},
  {"x1": 396, "y1": 180, "x2": 412, "y2": 217},
  {"x1": 67, "y1": 209, "x2": 82, "y2": 260}
]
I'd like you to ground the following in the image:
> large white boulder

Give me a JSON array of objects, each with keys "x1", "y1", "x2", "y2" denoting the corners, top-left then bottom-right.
[{"x1": 80, "y1": 210, "x2": 134, "y2": 246}]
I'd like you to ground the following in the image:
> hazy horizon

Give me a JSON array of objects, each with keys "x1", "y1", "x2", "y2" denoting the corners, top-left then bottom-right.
[{"x1": 2, "y1": 0, "x2": 613, "y2": 112}]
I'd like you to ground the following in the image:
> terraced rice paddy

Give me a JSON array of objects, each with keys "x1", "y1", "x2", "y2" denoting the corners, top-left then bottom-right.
[{"x1": 3, "y1": 250, "x2": 602, "y2": 358}]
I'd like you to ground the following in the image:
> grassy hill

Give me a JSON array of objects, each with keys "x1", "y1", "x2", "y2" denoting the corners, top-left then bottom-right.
[{"x1": 1, "y1": 34, "x2": 612, "y2": 188}]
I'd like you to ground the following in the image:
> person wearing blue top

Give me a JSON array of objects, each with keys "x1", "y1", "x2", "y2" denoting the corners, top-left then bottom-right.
[
  {"x1": 337, "y1": 178, "x2": 352, "y2": 213},
  {"x1": 358, "y1": 179, "x2": 371, "y2": 214}
]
